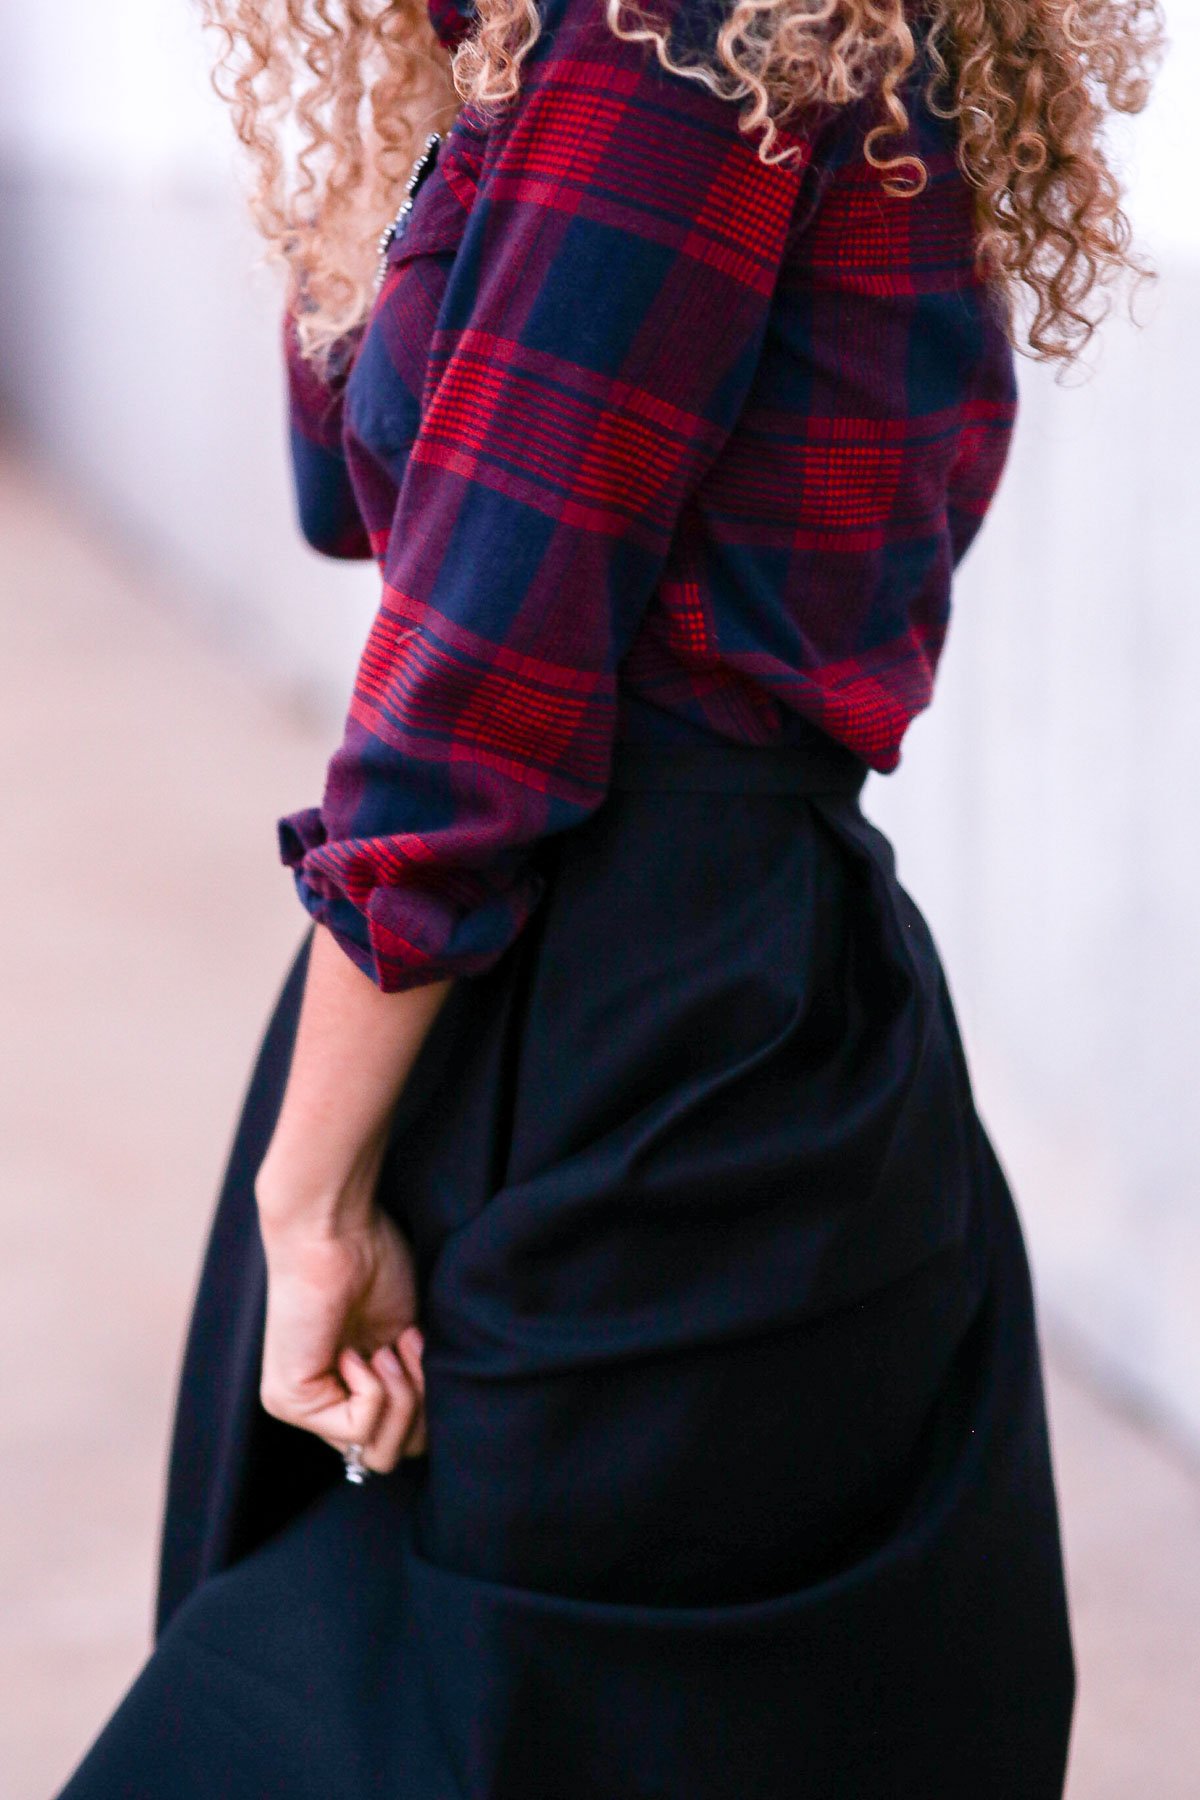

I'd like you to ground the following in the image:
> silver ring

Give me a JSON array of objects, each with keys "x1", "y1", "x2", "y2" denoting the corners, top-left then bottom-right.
[{"x1": 342, "y1": 1442, "x2": 370, "y2": 1484}]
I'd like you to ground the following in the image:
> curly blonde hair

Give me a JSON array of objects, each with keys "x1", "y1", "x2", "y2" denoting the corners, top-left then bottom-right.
[{"x1": 202, "y1": 0, "x2": 1166, "y2": 369}]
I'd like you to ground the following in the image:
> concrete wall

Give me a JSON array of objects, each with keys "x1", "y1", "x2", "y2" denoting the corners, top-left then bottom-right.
[
  {"x1": 0, "y1": 0, "x2": 379, "y2": 714},
  {"x1": 0, "y1": 169, "x2": 379, "y2": 719},
  {"x1": 2, "y1": 1, "x2": 1198, "y2": 1446}
]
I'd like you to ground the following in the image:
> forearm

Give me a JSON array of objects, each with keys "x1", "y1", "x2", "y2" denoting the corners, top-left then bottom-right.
[{"x1": 256, "y1": 924, "x2": 454, "y2": 1237}]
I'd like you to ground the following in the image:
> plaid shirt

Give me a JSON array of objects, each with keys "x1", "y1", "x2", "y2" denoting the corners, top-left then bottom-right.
[{"x1": 280, "y1": 0, "x2": 1018, "y2": 992}]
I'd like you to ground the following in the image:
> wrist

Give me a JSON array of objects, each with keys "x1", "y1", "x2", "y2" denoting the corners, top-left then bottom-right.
[{"x1": 255, "y1": 1136, "x2": 386, "y2": 1241}]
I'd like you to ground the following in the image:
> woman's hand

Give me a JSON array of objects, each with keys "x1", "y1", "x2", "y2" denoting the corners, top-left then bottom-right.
[{"x1": 258, "y1": 1205, "x2": 428, "y2": 1472}]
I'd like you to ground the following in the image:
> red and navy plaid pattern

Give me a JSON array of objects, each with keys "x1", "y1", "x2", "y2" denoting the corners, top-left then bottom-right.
[{"x1": 280, "y1": 0, "x2": 1018, "y2": 991}]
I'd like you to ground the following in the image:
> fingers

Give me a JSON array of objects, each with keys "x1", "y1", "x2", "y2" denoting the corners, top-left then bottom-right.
[
  {"x1": 260, "y1": 1348, "x2": 386, "y2": 1447},
  {"x1": 297, "y1": 1346, "x2": 389, "y2": 1454},
  {"x1": 361, "y1": 1343, "x2": 423, "y2": 1471},
  {"x1": 263, "y1": 1336, "x2": 428, "y2": 1474},
  {"x1": 397, "y1": 1327, "x2": 425, "y2": 1407},
  {"x1": 396, "y1": 1328, "x2": 427, "y2": 1457}
]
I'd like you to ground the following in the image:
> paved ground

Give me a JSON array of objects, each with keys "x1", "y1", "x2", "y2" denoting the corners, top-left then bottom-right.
[{"x1": 1, "y1": 445, "x2": 1197, "y2": 1798}]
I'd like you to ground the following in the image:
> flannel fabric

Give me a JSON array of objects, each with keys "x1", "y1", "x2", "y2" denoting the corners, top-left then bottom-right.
[{"x1": 280, "y1": 0, "x2": 1018, "y2": 992}]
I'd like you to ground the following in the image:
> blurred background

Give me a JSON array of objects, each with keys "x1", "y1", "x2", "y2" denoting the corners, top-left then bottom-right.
[{"x1": 1, "y1": 2, "x2": 1197, "y2": 1795}]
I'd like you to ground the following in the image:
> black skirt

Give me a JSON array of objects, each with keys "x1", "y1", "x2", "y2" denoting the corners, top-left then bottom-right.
[{"x1": 58, "y1": 729, "x2": 1076, "y2": 1799}]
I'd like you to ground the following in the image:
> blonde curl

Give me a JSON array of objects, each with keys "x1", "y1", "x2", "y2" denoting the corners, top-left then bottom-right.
[
  {"x1": 200, "y1": 0, "x2": 460, "y2": 367},
  {"x1": 202, "y1": 0, "x2": 1167, "y2": 368}
]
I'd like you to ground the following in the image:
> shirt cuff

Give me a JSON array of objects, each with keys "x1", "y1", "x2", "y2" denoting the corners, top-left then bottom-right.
[{"x1": 277, "y1": 807, "x2": 547, "y2": 993}]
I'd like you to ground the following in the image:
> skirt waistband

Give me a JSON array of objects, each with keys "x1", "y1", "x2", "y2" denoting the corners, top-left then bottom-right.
[{"x1": 608, "y1": 732, "x2": 871, "y2": 798}]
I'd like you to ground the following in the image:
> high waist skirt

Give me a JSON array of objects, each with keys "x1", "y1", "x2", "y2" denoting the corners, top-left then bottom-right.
[{"x1": 58, "y1": 729, "x2": 1076, "y2": 1799}]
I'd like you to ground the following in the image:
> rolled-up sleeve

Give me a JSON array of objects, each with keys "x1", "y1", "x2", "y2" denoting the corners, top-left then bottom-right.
[{"x1": 279, "y1": 0, "x2": 828, "y2": 991}]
